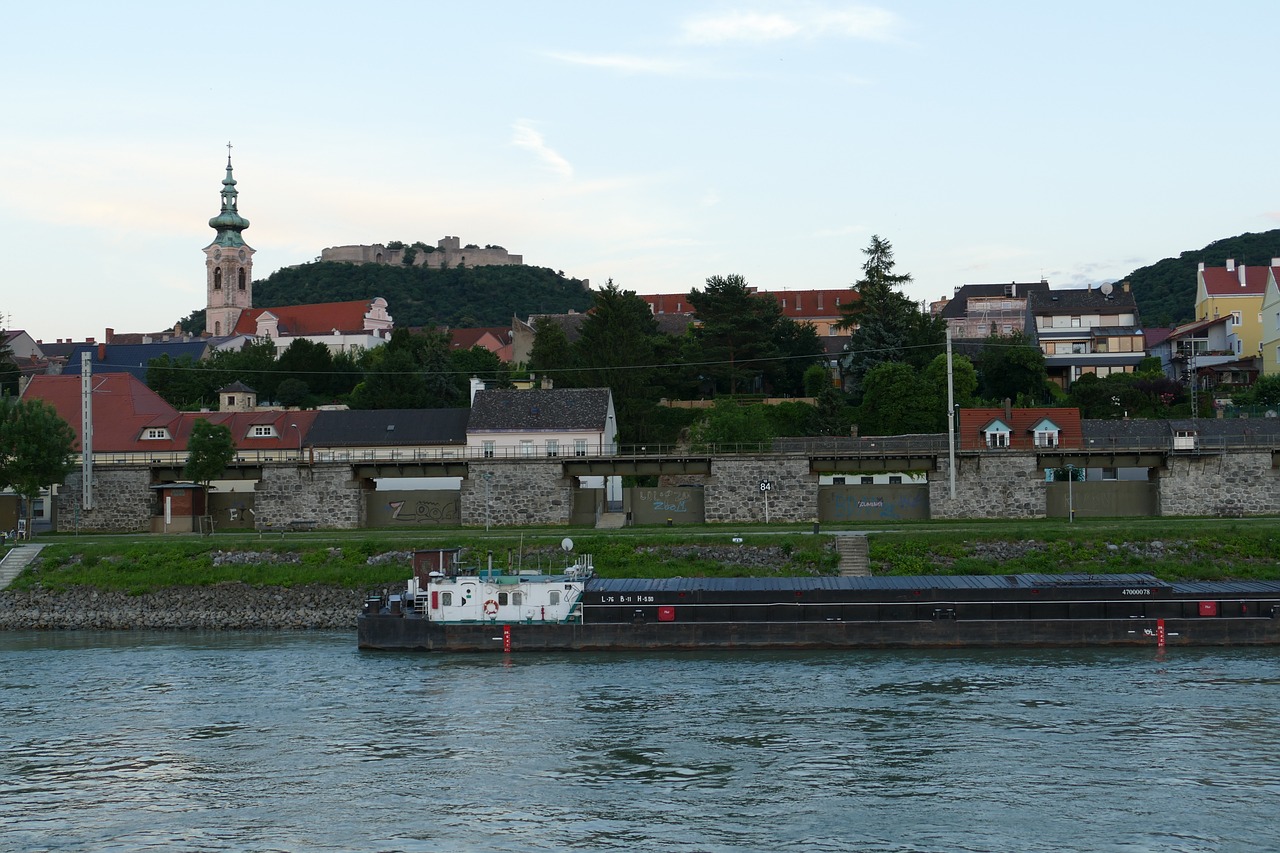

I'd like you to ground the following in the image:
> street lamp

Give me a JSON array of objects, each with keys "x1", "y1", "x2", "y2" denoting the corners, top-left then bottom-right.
[
  {"x1": 290, "y1": 423, "x2": 301, "y2": 460},
  {"x1": 1066, "y1": 463, "x2": 1075, "y2": 523}
]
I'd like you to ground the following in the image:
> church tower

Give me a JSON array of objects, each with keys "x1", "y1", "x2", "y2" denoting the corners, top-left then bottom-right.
[{"x1": 204, "y1": 146, "x2": 254, "y2": 337}]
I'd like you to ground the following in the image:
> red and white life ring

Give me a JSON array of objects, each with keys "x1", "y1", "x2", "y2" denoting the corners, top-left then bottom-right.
[{"x1": 483, "y1": 599, "x2": 499, "y2": 618}]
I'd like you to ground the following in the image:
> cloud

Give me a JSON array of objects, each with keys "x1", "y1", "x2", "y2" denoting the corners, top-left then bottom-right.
[
  {"x1": 511, "y1": 122, "x2": 573, "y2": 179},
  {"x1": 680, "y1": 4, "x2": 899, "y2": 44},
  {"x1": 545, "y1": 51, "x2": 694, "y2": 75}
]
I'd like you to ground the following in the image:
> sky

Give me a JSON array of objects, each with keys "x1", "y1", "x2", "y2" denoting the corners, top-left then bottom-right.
[{"x1": 5, "y1": 1, "x2": 1279, "y2": 343}]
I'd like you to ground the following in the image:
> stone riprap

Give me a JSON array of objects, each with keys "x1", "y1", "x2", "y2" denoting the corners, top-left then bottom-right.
[{"x1": 0, "y1": 584, "x2": 369, "y2": 631}]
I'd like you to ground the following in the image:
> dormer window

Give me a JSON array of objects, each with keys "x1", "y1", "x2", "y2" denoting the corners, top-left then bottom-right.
[
  {"x1": 982, "y1": 419, "x2": 1011, "y2": 449},
  {"x1": 250, "y1": 425, "x2": 277, "y2": 438},
  {"x1": 142, "y1": 427, "x2": 171, "y2": 440},
  {"x1": 1031, "y1": 418, "x2": 1061, "y2": 447}
]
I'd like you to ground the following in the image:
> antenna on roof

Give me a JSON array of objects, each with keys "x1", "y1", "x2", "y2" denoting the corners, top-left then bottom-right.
[{"x1": 1100, "y1": 282, "x2": 1114, "y2": 297}]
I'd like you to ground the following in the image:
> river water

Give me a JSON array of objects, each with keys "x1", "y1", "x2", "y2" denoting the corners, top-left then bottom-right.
[{"x1": 1, "y1": 631, "x2": 1277, "y2": 852}]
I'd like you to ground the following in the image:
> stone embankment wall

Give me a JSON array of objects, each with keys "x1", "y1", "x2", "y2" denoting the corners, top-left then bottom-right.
[
  {"x1": 929, "y1": 455, "x2": 1046, "y2": 520},
  {"x1": 461, "y1": 461, "x2": 572, "y2": 526},
  {"x1": 1158, "y1": 452, "x2": 1280, "y2": 516},
  {"x1": 255, "y1": 464, "x2": 365, "y2": 528},
  {"x1": 58, "y1": 469, "x2": 154, "y2": 532},
  {"x1": 0, "y1": 584, "x2": 366, "y2": 630},
  {"x1": 701, "y1": 455, "x2": 818, "y2": 523}
]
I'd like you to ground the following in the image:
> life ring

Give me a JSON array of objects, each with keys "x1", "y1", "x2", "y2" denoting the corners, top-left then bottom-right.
[{"x1": 483, "y1": 599, "x2": 499, "y2": 618}]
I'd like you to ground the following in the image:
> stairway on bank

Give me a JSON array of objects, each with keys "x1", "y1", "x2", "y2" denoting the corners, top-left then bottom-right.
[
  {"x1": 0, "y1": 544, "x2": 46, "y2": 590},
  {"x1": 836, "y1": 536, "x2": 870, "y2": 577}
]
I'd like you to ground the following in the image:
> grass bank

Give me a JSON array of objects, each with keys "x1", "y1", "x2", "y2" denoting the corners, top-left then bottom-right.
[{"x1": 7, "y1": 517, "x2": 1280, "y2": 594}]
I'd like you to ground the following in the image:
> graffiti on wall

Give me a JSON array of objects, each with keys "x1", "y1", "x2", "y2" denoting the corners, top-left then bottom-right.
[
  {"x1": 372, "y1": 491, "x2": 462, "y2": 526},
  {"x1": 818, "y1": 486, "x2": 929, "y2": 522},
  {"x1": 632, "y1": 487, "x2": 706, "y2": 525}
]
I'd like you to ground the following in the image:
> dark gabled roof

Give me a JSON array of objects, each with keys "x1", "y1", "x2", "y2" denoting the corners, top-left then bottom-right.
[
  {"x1": 1028, "y1": 287, "x2": 1138, "y2": 313},
  {"x1": 940, "y1": 282, "x2": 1048, "y2": 320},
  {"x1": 218, "y1": 380, "x2": 257, "y2": 394},
  {"x1": 306, "y1": 408, "x2": 470, "y2": 447},
  {"x1": 61, "y1": 340, "x2": 212, "y2": 380},
  {"x1": 469, "y1": 388, "x2": 611, "y2": 431},
  {"x1": 1082, "y1": 417, "x2": 1280, "y2": 443}
]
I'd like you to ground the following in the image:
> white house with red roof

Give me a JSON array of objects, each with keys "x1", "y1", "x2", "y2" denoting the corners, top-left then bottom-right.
[
  {"x1": 233, "y1": 298, "x2": 393, "y2": 354},
  {"x1": 1194, "y1": 259, "x2": 1279, "y2": 359},
  {"x1": 1255, "y1": 262, "x2": 1280, "y2": 376}
]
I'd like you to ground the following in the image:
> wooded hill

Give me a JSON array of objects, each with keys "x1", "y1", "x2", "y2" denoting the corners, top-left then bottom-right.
[
  {"x1": 179, "y1": 262, "x2": 594, "y2": 333},
  {"x1": 1125, "y1": 229, "x2": 1280, "y2": 328}
]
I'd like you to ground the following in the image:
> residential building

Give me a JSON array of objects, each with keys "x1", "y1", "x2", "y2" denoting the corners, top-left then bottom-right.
[
  {"x1": 467, "y1": 387, "x2": 617, "y2": 459},
  {"x1": 1194, "y1": 258, "x2": 1278, "y2": 359},
  {"x1": 1028, "y1": 283, "x2": 1146, "y2": 388},
  {"x1": 640, "y1": 288, "x2": 856, "y2": 337},
  {"x1": 1255, "y1": 262, "x2": 1280, "y2": 375},
  {"x1": 232, "y1": 298, "x2": 393, "y2": 354},
  {"x1": 61, "y1": 339, "x2": 215, "y2": 381},
  {"x1": 957, "y1": 406, "x2": 1083, "y2": 451},
  {"x1": 939, "y1": 281, "x2": 1048, "y2": 343},
  {"x1": 1150, "y1": 316, "x2": 1239, "y2": 383}
]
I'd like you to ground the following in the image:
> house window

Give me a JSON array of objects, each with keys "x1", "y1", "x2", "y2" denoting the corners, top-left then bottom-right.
[
  {"x1": 1034, "y1": 430, "x2": 1058, "y2": 447},
  {"x1": 1230, "y1": 311, "x2": 1242, "y2": 326},
  {"x1": 1071, "y1": 316, "x2": 1081, "y2": 327},
  {"x1": 226, "y1": 396, "x2": 236, "y2": 407},
  {"x1": 238, "y1": 268, "x2": 246, "y2": 290},
  {"x1": 1102, "y1": 467, "x2": 1117, "y2": 480},
  {"x1": 986, "y1": 431, "x2": 1009, "y2": 448},
  {"x1": 860, "y1": 476, "x2": 874, "y2": 485},
  {"x1": 142, "y1": 428, "x2": 170, "y2": 440},
  {"x1": 482, "y1": 440, "x2": 495, "y2": 458},
  {"x1": 888, "y1": 475, "x2": 903, "y2": 485},
  {"x1": 520, "y1": 440, "x2": 534, "y2": 457},
  {"x1": 546, "y1": 439, "x2": 559, "y2": 457},
  {"x1": 574, "y1": 439, "x2": 587, "y2": 457},
  {"x1": 251, "y1": 425, "x2": 276, "y2": 438},
  {"x1": 214, "y1": 268, "x2": 222, "y2": 290}
]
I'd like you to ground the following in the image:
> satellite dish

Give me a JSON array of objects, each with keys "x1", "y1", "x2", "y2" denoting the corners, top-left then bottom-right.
[
  {"x1": 1100, "y1": 282, "x2": 1114, "y2": 296},
  {"x1": 561, "y1": 537, "x2": 574, "y2": 552}
]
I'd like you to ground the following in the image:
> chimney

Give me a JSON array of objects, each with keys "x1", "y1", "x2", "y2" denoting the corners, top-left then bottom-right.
[
  {"x1": 1239, "y1": 264, "x2": 1247, "y2": 286},
  {"x1": 1003, "y1": 398, "x2": 1012, "y2": 423},
  {"x1": 540, "y1": 375, "x2": 554, "y2": 390},
  {"x1": 469, "y1": 376, "x2": 486, "y2": 404},
  {"x1": 1197, "y1": 262, "x2": 1205, "y2": 273},
  {"x1": 1272, "y1": 258, "x2": 1280, "y2": 267},
  {"x1": 97, "y1": 343, "x2": 106, "y2": 361},
  {"x1": 1122, "y1": 281, "x2": 1130, "y2": 293},
  {"x1": 1226, "y1": 258, "x2": 1235, "y2": 272},
  {"x1": 86, "y1": 337, "x2": 95, "y2": 344},
  {"x1": 105, "y1": 327, "x2": 114, "y2": 343}
]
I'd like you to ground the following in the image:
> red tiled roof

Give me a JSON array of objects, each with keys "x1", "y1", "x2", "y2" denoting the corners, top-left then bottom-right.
[
  {"x1": 1200, "y1": 265, "x2": 1275, "y2": 297},
  {"x1": 641, "y1": 289, "x2": 858, "y2": 320},
  {"x1": 22, "y1": 374, "x2": 320, "y2": 453},
  {"x1": 957, "y1": 407, "x2": 1083, "y2": 451},
  {"x1": 233, "y1": 300, "x2": 378, "y2": 336}
]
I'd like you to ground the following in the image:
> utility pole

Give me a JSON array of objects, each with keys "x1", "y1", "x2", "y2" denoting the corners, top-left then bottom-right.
[
  {"x1": 946, "y1": 324, "x2": 956, "y2": 499},
  {"x1": 80, "y1": 351, "x2": 93, "y2": 512}
]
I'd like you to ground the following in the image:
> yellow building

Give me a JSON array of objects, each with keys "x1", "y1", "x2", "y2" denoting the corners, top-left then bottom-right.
[
  {"x1": 1256, "y1": 263, "x2": 1280, "y2": 375},
  {"x1": 1194, "y1": 259, "x2": 1274, "y2": 360}
]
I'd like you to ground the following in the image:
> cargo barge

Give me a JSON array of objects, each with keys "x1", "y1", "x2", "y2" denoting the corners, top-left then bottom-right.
[{"x1": 357, "y1": 548, "x2": 1280, "y2": 652}]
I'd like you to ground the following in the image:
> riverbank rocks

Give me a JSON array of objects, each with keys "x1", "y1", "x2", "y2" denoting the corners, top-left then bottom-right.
[{"x1": 0, "y1": 583, "x2": 366, "y2": 631}]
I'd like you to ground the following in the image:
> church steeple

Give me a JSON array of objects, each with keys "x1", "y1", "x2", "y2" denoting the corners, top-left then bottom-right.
[
  {"x1": 208, "y1": 144, "x2": 251, "y2": 246},
  {"x1": 204, "y1": 143, "x2": 255, "y2": 338}
]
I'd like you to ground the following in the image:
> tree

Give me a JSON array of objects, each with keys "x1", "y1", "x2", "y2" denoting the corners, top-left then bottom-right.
[
  {"x1": 0, "y1": 324, "x2": 19, "y2": 397},
  {"x1": 0, "y1": 398, "x2": 77, "y2": 537},
  {"x1": 857, "y1": 361, "x2": 939, "y2": 435},
  {"x1": 838, "y1": 235, "x2": 944, "y2": 398},
  {"x1": 183, "y1": 419, "x2": 235, "y2": 492},
  {"x1": 528, "y1": 316, "x2": 575, "y2": 380},
  {"x1": 688, "y1": 274, "x2": 784, "y2": 396},
  {"x1": 976, "y1": 331, "x2": 1049, "y2": 403}
]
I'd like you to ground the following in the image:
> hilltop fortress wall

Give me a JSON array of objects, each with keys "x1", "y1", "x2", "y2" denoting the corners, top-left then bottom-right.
[{"x1": 321, "y1": 236, "x2": 522, "y2": 270}]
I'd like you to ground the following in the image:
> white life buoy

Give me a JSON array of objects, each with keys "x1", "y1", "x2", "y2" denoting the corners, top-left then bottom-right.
[{"x1": 483, "y1": 599, "x2": 499, "y2": 618}]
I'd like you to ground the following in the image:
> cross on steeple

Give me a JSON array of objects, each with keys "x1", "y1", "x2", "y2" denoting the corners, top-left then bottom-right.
[{"x1": 226, "y1": 140, "x2": 233, "y2": 163}]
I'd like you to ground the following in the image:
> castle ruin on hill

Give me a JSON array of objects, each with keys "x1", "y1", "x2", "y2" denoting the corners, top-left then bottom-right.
[{"x1": 321, "y1": 236, "x2": 522, "y2": 270}]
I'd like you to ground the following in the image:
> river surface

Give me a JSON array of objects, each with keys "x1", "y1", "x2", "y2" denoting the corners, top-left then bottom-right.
[{"x1": 1, "y1": 631, "x2": 1277, "y2": 852}]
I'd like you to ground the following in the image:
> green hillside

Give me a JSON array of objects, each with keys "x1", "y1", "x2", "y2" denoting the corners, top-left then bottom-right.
[
  {"x1": 179, "y1": 261, "x2": 594, "y2": 334},
  {"x1": 1126, "y1": 229, "x2": 1280, "y2": 328}
]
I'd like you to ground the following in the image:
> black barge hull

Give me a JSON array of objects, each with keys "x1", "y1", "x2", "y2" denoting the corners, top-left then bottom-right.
[{"x1": 358, "y1": 615, "x2": 1280, "y2": 652}]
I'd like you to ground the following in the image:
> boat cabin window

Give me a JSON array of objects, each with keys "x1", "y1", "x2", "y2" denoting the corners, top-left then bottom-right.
[
  {"x1": 512, "y1": 592, "x2": 522, "y2": 605},
  {"x1": 498, "y1": 593, "x2": 509, "y2": 605},
  {"x1": 549, "y1": 591, "x2": 560, "y2": 605},
  {"x1": 440, "y1": 592, "x2": 453, "y2": 606}
]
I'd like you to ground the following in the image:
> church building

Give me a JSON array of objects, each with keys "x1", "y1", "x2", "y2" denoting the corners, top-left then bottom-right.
[{"x1": 204, "y1": 148, "x2": 254, "y2": 338}]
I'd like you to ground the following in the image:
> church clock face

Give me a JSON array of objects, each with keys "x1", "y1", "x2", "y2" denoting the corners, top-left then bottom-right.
[
  {"x1": 239, "y1": 250, "x2": 246, "y2": 261},
  {"x1": 214, "y1": 249, "x2": 222, "y2": 261}
]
